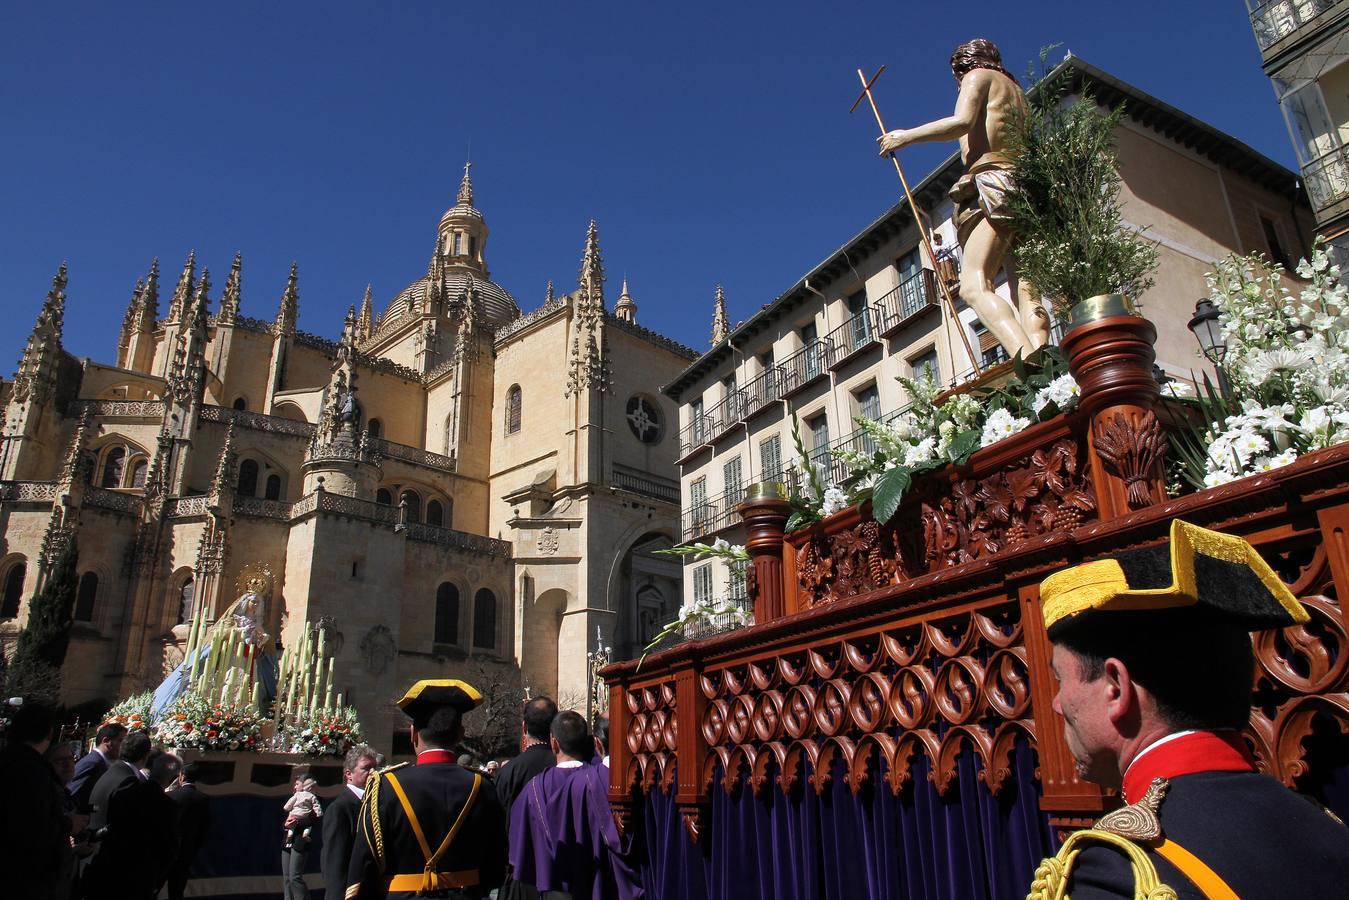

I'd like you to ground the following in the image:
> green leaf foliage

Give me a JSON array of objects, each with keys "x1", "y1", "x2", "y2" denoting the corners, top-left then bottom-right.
[{"x1": 871, "y1": 466, "x2": 912, "y2": 524}]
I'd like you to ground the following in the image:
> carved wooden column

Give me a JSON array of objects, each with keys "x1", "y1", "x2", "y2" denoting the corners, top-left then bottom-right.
[
  {"x1": 674, "y1": 661, "x2": 709, "y2": 842},
  {"x1": 738, "y1": 481, "x2": 792, "y2": 625},
  {"x1": 607, "y1": 678, "x2": 633, "y2": 831},
  {"x1": 1061, "y1": 307, "x2": 1167, "y2": 521}
]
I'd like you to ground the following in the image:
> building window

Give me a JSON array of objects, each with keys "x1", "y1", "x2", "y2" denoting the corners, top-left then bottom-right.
[
  {"x1": 178, "y1": 577, "x2": 194, "y2": 625},
  {"x1": 2, "y1": 562, "x2": 27, "y2": 618},
  {"x1": 848, "y1": 289, "x2": 872, "y2": 346},
  {"x1": 506, "y1": 385, "x2": 522, "y2": 435},
  {"x1": 265, "y1": 474, "x2": 282, "y2": 501},
  {"x1": 759, "y1": 435, "x2": 783, "y2": 481},
  {"x1": 758, "y1": 349, "x2": 774, "y2": 373},
  {"x1": 367, "y1": 419, "x2": 382, "y2": 439},
  {"x1": 693, "y1": 564, "x2": 713, "y2": 604},
  {"x1": 854, "y1": 383, "x2": 882, "y2": 455},
  {"x1": 1261, "y1": 215, "x2": 1292, "y2": 269},
  {"x1": 469, "y1": 236, "x2": 477, "y2": 258},
  {"x1": 808, "y1": 414, "x2": 830, "y2": 463},
  {"x1": 101, "y1": 447, "x2": 126, "y2": 488},
  {"x1": 232, "y1": 397, "x2": 247, "y2": 411},
  {"x1": 400, "y1": 490, "x2": 421, "y2": 524},
  {"x1": 435, "y1": 583, "x2": 459, "y2": 645},
  {"x1": 237, "y1": 459, "x2": 259, "y2": 497},
  {"x1": 426, "y1": 500, "x2": 444, "y2": 527},
  {"x1": 75, "y1": 572, "x2": 98, "y2": 623},
  {"x1": 625, "y1": 395, "x2": 662, "y2": 443},
  {"x1": 453, "y1": 232, "x2": 464, "y2": 256},
  {"x1": 691, "y1": 397, "x2": 706, "y2": 444},
  {"x1": 376, "y1": 488, "x2": 392, "y2": 506},
  {"x1": 909, "y1": 348, "x2": 940, "y2": 386},
  {"x1": 723, "y1": 456, "x2": 744, "y2": 505},
  {"x1": 130, "y1": 458, "x2": 148, "y2": 489},
  {"x1": 801, "y1": 321, "x2": 823, "y2": 380},
  {"x1": 690, "y1": 477, "x2": 708, "y2": 528},
  {"x1": 473, "y1": 589, "x2": 496, "y2": 650}
]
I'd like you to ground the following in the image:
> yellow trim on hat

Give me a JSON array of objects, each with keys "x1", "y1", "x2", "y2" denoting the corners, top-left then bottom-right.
[
  {"x1": 396, "y1": 679, "x2": 484, "y2": 710},
  {"x1": 1040, "y1": 519, "x2": 1307, "y2": 630}
]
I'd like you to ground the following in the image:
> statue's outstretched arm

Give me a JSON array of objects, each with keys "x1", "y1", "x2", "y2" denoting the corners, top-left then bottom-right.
[{"x1": 878, "y1": 70, "x2": 989, "y2": 152}]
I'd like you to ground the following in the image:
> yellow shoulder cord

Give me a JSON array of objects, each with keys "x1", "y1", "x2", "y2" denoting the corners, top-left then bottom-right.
[
  {"x1": 363, "y1": 771, "x2": 385, "y2": 873},
  {"x1": 386, "y1": 771, "x2": 483, "y2": 895},
  {"x1": 1026, "y1": 829, "x2": 1178, "y2": 900}
]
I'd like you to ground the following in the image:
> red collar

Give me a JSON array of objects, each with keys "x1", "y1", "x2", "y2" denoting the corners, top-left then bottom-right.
[
  {"x1": 1122, "y1": 731, "x2": 1255, "y2": 804},
  {"x1": 416, "y1": 749, "x2": 456, "y2": 766}
]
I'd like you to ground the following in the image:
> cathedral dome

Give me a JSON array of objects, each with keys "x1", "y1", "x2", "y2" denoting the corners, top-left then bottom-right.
[{"x1": 377, "y1": 271, "x2": 520, "y2": 335}]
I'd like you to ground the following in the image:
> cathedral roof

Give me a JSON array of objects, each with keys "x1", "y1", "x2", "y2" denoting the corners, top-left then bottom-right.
[{"x1": 377, "y1": 270, "x2": 520, "y2": 335}]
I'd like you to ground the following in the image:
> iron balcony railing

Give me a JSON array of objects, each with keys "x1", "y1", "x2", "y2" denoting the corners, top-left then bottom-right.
[
  {"x1": 777, "y1": 338, "x2": 833, "y2": 397},
  {"x1": 679, "y1": 482, "x2": 749, "y2": 541},
  {"x1": 825, "y1": 306, "x2": 880, "y2": 368},
  {"x1": 873, "y1": 269, "x2": 939, "y2": 336},
  {"x1": 1248, "y1": 0, "x2": 1338, "y2": 50},
  {"x1": 678, "y1": 406, "x2": 724, "y2": 457},
  {"x1": 1303, "y1": 145, "x2": 1349, "y2": 214}
]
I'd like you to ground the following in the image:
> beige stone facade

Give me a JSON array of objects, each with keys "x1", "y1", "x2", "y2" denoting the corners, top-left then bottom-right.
[
  {"x1": 665, "y1": 58, "x2": 1317, "y2": 608},
  {"x1": 0, "y1": 168, "x2": 694, "y2": 753}
]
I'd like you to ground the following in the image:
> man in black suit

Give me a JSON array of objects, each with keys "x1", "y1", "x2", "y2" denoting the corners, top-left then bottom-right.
[
  {"x1": 0, "y1": 702, "x2": 72, "y2": 900},
  {"x1": 345, "y1": 679, "x2": 508, "y2": 898},
  {"x1": 321, "y1": 745, "x2": 378, "y2": 900},
  {"x1": 1032, "y1": 520, "x2": 1349, "y2": 898},
  {"x1": 492, "y1": 696, "x2": 556, "y2": 900},
  {"x1": 68, "y1": 722, "x2": 126, "y2": 814},
  {"x1": 88, "y1": 729, "x2": 151, "y2": 831},
  {"x1": 83, "y1": 751, "x2": 182, "y2": 899},
  {"x1": 166, "y1": 761, "x2": 213, "y2": 900}
]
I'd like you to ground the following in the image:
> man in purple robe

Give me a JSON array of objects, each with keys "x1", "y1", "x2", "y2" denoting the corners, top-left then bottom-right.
[{"x1": 507, "y1": 711, "x2": 644, "y2": 900}]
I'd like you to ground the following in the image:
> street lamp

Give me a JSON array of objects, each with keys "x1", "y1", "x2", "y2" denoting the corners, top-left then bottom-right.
[{"x1": 1187, "y1": 299, "x2": 1231, "y2": 397}]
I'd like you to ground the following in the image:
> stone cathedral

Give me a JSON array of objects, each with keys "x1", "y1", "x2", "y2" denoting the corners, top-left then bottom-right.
[{"x1": 0, "y1": 168, "x2": 694, "y2": 749}]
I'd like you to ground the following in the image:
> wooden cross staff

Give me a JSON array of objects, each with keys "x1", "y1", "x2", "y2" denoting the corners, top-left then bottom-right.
[{"x1": 852, "y1": 65, "x2": 981, "y2": 377}]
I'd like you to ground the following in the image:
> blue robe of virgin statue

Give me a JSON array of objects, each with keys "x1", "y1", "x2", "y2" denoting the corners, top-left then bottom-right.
[{"x1": 151, "y1": 593, "x2": 279, "y2": 718}]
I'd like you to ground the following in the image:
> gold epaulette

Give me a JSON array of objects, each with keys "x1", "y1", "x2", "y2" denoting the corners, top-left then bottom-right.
[
  {"x1": 1026, "y1": 828, "x2": 1178, "y2": 900},
  {"x1": 359, "y1": 763, "x2": 409, "y2": 874}
]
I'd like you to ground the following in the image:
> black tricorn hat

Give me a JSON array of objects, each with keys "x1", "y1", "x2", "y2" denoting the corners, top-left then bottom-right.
[
  {"x1": 1040, "y1": 519, "x2": 1308, "y2": 635},
  {"x1": 396, "y1": 679, "x2": 483, "y2": 728}
]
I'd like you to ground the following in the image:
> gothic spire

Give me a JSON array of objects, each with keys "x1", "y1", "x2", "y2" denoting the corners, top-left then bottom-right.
[
  {"x1": 545, "y1": 280, "x2": 555, "y2": 306},
  {"x1": 167, "y1": 250, "x2": 196, "y2": 323},
  {"x1": 357, "y1": 284, "x2": 374, "y2": 342},
  {"x1": 139, "y1": 258, "x2": 161, "y2": 329},
  {"x1": 710, "y1": 284, "x2": 730, "y2": 346},
  {"x1": 218, "y1": 252, "x2": 242, "y2": 324},
  {"x1": 12, "y1": 264, "x2": 68, "y2": 405},
  {"x1": 119, "y1": 277, "x2": 145, "y2": 357},
  {"x1": 457, "y1": 160, "x2": 474, "y2": 207},
  {"x1": 210, "y1": 422, "x2": 236, "y2": 499},
  {"x1": 575, "y1": 220, "x2": 606, "y2": 325},
  {"x1": 274, "y1": 262, "x2": 298, "y2": 335},
  {"x1": 614, "y1": 276, "x2": 637, "y2": 324}
]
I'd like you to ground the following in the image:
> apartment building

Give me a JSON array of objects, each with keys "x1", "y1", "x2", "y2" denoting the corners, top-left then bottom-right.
[
  {"x1": 1248, "y1": 0, "x2": 1349, "y2": 259},
  {"x1": 663, "y1": 56, "x2": 1314, "y2": 608}
]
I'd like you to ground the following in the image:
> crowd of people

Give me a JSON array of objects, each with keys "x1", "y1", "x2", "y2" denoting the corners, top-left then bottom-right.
[{"x1": 0, "y1": 712, "x2": 211, "y2": 900}]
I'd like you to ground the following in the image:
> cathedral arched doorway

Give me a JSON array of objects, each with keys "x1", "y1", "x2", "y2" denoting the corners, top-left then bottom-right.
[
  {"x1": 522, "y1": 585, "x2": 567, "y2": 700},
  {"x1": 612, "y1": 532, "x2": 680, "y2": 662}
]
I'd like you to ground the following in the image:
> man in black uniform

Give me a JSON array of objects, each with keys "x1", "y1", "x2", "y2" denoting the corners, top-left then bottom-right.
[
  {"x1": 1030, "y1": 519, "x2": 1349, "y2": 898},
  {"x1": 346, "y1": 679, "x2": 507, "y2": 899},
  {"x1": 494, "y1": 696, "x2": 557, "y2": 900}
]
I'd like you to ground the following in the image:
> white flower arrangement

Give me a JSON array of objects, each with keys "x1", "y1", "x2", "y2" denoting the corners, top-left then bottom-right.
[
  {"x1": 1173, "y1": 237, "x2": 1349, "y2": 489},
  {"x1": 981, "y1": 408, "x2": 1032, "y2": 448}
]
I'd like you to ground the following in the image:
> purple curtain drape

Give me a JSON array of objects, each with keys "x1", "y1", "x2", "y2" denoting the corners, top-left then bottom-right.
[{"x1": 632, "y1": 738, "x2": 1053, "y2": 900}]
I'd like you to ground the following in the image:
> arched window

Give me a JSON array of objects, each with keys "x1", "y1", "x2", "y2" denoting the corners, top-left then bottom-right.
[
  {"x1": 232, "y1": 397, "x2": 247, "y2": 411},
  {"x1": 367, "y1": 419, "x2": 382, "y2": 439},
  {"x1": 101, "y1": 447, "x2": 126, "y2": 488},
  {"x1": 400, "y1": 490, "x2": 421, "y2": 524},
  {"x1": 178, "y1": 577, "x2": 195, "y2": 625},
  {"x1": 1, "y1": 562, "x2": 26, "y2": 619},
  {"x1": 265, "y1": 474, "x2": 282, "y2": 501},
  {"x1": 434, "y1": 583, "x2": 459, "y2": 645},
  {"x1": 443, "y1": 498, "x2": 453, "y2": 528},
  {"x1": 376, "y1": 488, "x2": 392, "y2": 506},
  {"x1": 473, "y1": 589, "x2": 496, "y2": 649},
  {"x1": 75, "y1": 572, "x2": 98, "y2": 622},
  {"x1": 237, "y1": 459, "x2": 259, "y2": 497},
  {"x1": 426, "y1": 500, "x2": 444, "y2": 527},
  {"x1": 130, "y1": 458, "x2": 148, "y2": 488},
  {"x1": 506, "y1": 385, "x2": 522, "y2": 435}
]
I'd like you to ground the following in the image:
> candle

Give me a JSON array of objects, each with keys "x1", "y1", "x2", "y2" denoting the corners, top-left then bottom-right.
[
  {"x1": 324, "y1": 657, "x2": 335, "y2": 713},
  {"x1": 252, "y1": 678, "x2": 264, "y2": 713},
  {"x1": 335, "y1": 692, "x2": 343, "y2": 711}
]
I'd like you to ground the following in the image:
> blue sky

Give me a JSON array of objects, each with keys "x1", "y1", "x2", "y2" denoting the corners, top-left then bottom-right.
[{"x1": 1, "y1": 2, "x2": 1291, "y2": 371}]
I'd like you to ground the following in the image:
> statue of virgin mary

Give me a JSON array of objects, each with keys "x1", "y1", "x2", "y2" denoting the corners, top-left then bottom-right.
[{"x1": 151, "y1": 579, "x2": 280, "y2": 717}]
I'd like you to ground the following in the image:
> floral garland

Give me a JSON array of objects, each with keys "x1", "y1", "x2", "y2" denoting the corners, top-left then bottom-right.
[
  {"x1": 285, "y1": 706, "x2": 365, "y2": 757},
  {"x1": 1170, "y1": 237, "x2": 1349, "y2": 489},
  {"x1": 641, "y1": 540, "x2": 753, "y2": 665},
  {"x1": 153, "y1": 690, "x2": 264, "y2": 752},
  {"x1": 102, "y1": 691, "x2": 154, "y2": 734}
]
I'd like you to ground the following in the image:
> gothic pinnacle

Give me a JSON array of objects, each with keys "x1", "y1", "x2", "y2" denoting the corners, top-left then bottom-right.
[
  {"x1": 545, "y1": 280, "x2": 555, "y2": 305},
  {"x1": 576, "y1": 220, "x2": 606, "y2": 319},
  {"x1": 219, "y1": 251, "x2": 242, "y2": 322},
  {"x1": 169, "y1": 250, "x2": 196, "y2": 322},
  {"x1": 275, "y1": 262, "x2": 299, "y2": 334},
  {"x1": 141, "y1": 258, "x2": 161, "y2": 324},
  {"x1": 357, "y1": 284, "x2": 374, "y2": 341},
  {"x1": 615, "y1": 276, "x2": 637, "y2": 324},
  {"x1": 711, "y1": 284, "x2": 730, "y2": 346}
]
